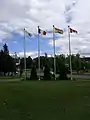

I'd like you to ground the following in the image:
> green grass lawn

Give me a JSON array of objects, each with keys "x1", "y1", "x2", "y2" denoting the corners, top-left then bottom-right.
[{"x1": 0, "y1": 80, "x2": 90, "y2": 120}]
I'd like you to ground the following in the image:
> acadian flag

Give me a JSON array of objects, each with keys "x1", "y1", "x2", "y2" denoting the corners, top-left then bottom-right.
[
  {"x1": 38, "y1": 27, "x2": 46, "y2": 35},
  {"x1": 69, "y1": 26, "x2": 78, "y2": 33},
  {"x1": 24, "y1": 28, "x2": 32, "y2": 37},
  {"x1": 53, "y1": 26, "x2": 63, "y2": 34}
]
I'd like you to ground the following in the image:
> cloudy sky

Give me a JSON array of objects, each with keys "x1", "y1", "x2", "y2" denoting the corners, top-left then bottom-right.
[{"x1": 0, "y1": 0, "x2": 90, "y2": 58}]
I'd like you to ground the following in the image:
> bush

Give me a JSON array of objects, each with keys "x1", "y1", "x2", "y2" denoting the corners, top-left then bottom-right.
[
  {"x1": 20, "y1": 69, "x2": 23, "y2": 77},
  {"x1": 58, "y1": 64, "x2": 68, "y2": 80},
  {"x1": 43, "y1": 65, "x2": 51, "y2": 80},
  {"x1": 30, "y1": 66, "x2": 38, "y2": 80}
]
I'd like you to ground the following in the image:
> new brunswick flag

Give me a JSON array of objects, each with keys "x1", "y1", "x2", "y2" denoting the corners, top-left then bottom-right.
[{"x1": 53, "y1": 26, "x2": 63, "y2": 34}]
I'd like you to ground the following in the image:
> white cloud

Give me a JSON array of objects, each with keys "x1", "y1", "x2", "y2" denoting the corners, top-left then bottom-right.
[
  {"x1": 10, "y1": 51, "x2": 38, "y2": 58},
  {"x1": 12, "y1": 51, "x2": 52, "y2": 58},
  {"x1": 18, "y1": 51, "x2": 38, "y2": 58},
  {"x1": 0, "y1": 0, "x2": 90, "y2": 56}
]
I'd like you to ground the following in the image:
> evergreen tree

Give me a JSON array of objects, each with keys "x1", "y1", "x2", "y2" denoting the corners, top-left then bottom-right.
[
  {"x1": 3, "y1": 43, "x2": 9, "y2": 55},
  {"x1": 44, "y1": 65, "x2": 51, "y2": 80},
  {"x1": 30, "y1": 66, "x2": 38, "y2": 80},
  {"x1": 58, "y1": 63, "x2": 68, "y2": 80}
]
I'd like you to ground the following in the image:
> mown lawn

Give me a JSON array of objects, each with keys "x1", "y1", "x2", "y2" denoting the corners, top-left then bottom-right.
[{"x1": 0, "y1": 80, "x2": 90, "y2": 120}]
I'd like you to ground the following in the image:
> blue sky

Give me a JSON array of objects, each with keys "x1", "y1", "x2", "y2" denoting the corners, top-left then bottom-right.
[
  {"x1": 1, "y1": 28, "x2": 64, "y2": 57},
  {"x1": 8, "y1": 32, "x2": 54, "y2": 53},
  {"x1": 0, "y1": 0, "x2": 90, "y2": 58}
]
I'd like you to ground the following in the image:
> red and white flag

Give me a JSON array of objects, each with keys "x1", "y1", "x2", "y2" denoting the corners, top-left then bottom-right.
[
  {"x1": 38, "y1": 27, "x2": 46, "y2": 35},
  {"x1": 68, "y1": 26, "x2": 78, "y2": 33}
]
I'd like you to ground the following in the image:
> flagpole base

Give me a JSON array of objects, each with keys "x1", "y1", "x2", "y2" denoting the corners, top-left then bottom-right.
[
  {"x1": 38, "y1": 77, "x2": 40, "y2": 81},
  {"x1": 71, "y1": 77, "x2": 73, "y2": 81}
]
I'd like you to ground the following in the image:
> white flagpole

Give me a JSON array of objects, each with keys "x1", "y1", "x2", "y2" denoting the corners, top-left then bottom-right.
[
  {"x1": 53, "y1": 25, "x2": 56, "y2": 80},
  {"x1": 24, "y1": 28, "x2": 27, "y2": 80},
  {"x1": 68, "y1": 26, "x2": 73, "y2": 80},
  {"x1": 38, "y1": 26, "x2": 40, "y2": 80}
]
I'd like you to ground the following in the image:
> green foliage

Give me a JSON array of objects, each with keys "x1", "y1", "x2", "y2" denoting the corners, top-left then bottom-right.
[
  {"x1": 30, "y1": 66, "x2": 38, "y2": 80},
  {"x1": 3, "y1": 43, "x2": 9, "y2": 55},
  {"x1": 58, "y1": 63, "x2": 68, "y2": 80},
  {"x1": 26, "y1": 56, "x2": 33, "y2": 69},
  {"x1": 0, "y1": 44, "x2": 16, "y2": 75},
  {"x1": 43, "y1": 65, "x2": 51, "y2": 80},
  {"x1": 1, "y1": 47, "x2": 90, "y2": 79},
  {"x1": 66, "y1": 54, "x2": 82, "y2": 73},
  {"x1": 20, "y1": 56, "x2": 33, "y2": 70},
  {"x1": 56, "y1": 55, "x2": 66, "y2": 73},
  {"x1": 20, "y1": 58, "x2": 24, "y2": 69}
]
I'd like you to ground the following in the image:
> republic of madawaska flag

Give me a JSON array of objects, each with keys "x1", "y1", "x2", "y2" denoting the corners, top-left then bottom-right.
[
  {"x1": 69, "y1": 26, "x2": 78, "y2": 33},
  {"x1": 38, "y1": 27, "x2": 46, "y2": 35},
  {"x1": 54, "y1": 26, "x2": 63, "y2": 34},
  {"x1": 24, "y1": 28, "x2": 32, "y2": 37}
]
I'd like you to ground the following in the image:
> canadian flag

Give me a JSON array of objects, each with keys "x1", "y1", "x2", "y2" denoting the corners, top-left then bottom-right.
[{"x1": 38, "y1": 27, "x2": 46, "y2": 35}]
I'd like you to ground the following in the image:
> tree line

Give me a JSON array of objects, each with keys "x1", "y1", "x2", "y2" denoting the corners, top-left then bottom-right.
[{"x1": 0, "y1": 44, "x2": 90, "y2": 80}]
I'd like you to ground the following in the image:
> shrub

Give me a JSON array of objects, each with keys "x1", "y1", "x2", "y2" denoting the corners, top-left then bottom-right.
[
  {"x1": 30, "y1": 66, "x2": 38, "y2": 80},
  {"x1": 58, "y1": 64, "x2": 68, "y2": 80},
  {"x1": 43, "y1": 65, "x2": 51, "y2": 80}
]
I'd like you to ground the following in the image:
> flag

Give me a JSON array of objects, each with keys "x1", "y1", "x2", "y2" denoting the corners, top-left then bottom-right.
[
  {"x1": 54, "y1": 26, "x2": 63, "y2": 34},
  {"x1": 69, "y1": 26, "x2": 78, "y2": 33},
  {"x1": 24, "y1": 28, "x2": 32, "y2": 37},
  {"x1": 38, "y1": 27, "x2": 46, "y2": 35}
]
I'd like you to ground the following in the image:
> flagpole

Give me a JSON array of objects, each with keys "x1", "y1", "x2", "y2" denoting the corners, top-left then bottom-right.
[
  {"x1": 38, "y1": 26, "x2": 40, "y2": 80},
  {"x1": 68, "y1": 26, "x2": 73, "y2": 80},
  {"x1": 53, "y1": 25, "x2": 56, "y2": 80},
  {"x1": 24, "y1": 28, "x2": 27, "y2": 80}
]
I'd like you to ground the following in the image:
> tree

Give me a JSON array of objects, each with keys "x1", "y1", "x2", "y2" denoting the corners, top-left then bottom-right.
[
  {"x1": 0, "y1": 43, "x2": 16, "y2": 76},
  {"x1": 3, "y1": 43, "x2": 9, "y2": 55},
  {"x1": 33, "y1": 56, "x2": 46, "y2": 69},
  {"x1": 7, "y1": 55, "x2": 16, "y2": 74},
  {"x1": 66, "y1": 54, "x2": 81, "y2": 74},
  {"x1": 44, "y1": 53, "x2": 49, "y2": 67},
  {"x1": 58, "y1": 63, "x2": 68, "y2": 80},
  {"x1": 26, "y1": 56, "x2": 33, "y2": 69},
  {"x1": 30, "y1": 66, "x2": 38, "y2": 80},
  {"x1": 43, "y1": 65, "x2": 51, "y2": 80},
  {"x1": 75, "y1": 54, "x2": 81, "y2": 74},
  {"x1": 56, "y1": 54, "x2": 66, "y2": 73},
  {"x1": 0, "y1": 50, "x2": 4, "y2": 74},
  {"x1": 0, "y1": 48, "x2": 16, "y2": 76},
  {"x1": 20, "y1": 58, "x2": 24, "y2": 77}
]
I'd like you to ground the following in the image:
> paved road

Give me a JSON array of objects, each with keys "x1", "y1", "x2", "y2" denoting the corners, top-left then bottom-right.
[
  {"x1": 36, "y1": 72, "x2": 90, "y2": 79},
  {"x1": 69, "y1": 74, "x2": 90, "y2": 79},
  {"x1": 0, "y1": 72, "x2": 90, "y2": 82}
]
